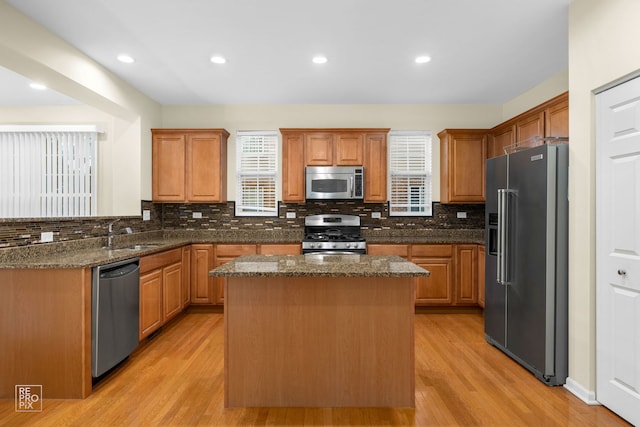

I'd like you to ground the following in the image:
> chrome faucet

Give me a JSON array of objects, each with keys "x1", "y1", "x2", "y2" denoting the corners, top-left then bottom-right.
[{"x1": 107, "y1": 219, "x2": 132, "y2": 248}]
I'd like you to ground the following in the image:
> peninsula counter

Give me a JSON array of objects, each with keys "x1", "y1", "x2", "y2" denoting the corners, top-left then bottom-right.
[{"x1": 209, "y1": 254, "x2": 429, "y2": 408}]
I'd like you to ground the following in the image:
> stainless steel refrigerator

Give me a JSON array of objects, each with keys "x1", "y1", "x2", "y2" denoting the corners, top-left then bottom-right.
[{"x1": 485, "y1": 143, "x2": 568, "y2": 386}]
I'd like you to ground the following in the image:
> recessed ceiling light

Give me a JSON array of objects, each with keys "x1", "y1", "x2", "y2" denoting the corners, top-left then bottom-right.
[
  {"x1": 415, "y1": 56, "x2": 431, "y2": 64},
  {"x1": 210, "y1": 56, "x2": 227, "y2": 64},
  {"x1": 312, "y1": 56, "x2": 328, "y2": 64},
  {"x1": 29, "y1": 82, "x2": 47, "y2": 90},
  {"x1": 117, "y1": 54, "x2": 135, "y2": 64}
]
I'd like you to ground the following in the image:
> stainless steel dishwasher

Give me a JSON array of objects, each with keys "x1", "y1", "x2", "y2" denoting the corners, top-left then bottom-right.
[{"x1": 92, "y1": 258, "x2": 140, "y2": 378}]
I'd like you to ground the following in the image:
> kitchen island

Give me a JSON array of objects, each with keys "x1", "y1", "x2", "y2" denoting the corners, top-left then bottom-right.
[{"x1": 209, "y1": 253, "x2": 429, "y2": 408}]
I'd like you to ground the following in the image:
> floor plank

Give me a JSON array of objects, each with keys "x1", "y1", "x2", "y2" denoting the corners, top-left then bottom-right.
[{"x1": 0, "y1": 311, "x2": 630, "y2": 426}]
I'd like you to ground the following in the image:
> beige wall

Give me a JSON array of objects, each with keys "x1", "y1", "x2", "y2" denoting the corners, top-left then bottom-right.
[
  {"x1": 502, "y1": 69, "x2": 569, "y2": 120},
  {"x1": 0, "y1": 1, "x2": 162, "y2": 216},
  {"x1": 567, "y1": 0, "x2": 640, "y2": 397}
]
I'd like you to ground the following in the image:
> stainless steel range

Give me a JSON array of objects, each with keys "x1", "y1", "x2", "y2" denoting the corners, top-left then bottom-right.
[{"x1": 302, "y1": 214, "x2": 366, "y2": 254}]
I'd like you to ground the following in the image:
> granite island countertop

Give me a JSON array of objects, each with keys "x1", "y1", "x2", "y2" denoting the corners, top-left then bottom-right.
[{"x1": 208, "y1": 254, "x2": 430, "y2": 278}]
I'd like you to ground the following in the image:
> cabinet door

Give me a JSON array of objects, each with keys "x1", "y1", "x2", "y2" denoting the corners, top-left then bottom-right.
[
  {"x1": 259, "y1": 244, "x2": 301, "y2": 255},
  {"x1": 181, "y1": 246, "x2": 191, "y2": 308},
  {"x1": 413, "y1": 258, "x2": 454, "y2": 305},
  {"x1": 187, "y1": 132, "x2": 226, "y2": 202},
  {"x1": 439, "y1": 130, "x2": 486, "y2": 203},
  {"x1": 364, "y1": 133, "x2": 387, "y2": 202},
  {"x1": 140, "y1": 269, "x2": 163, "y2": 340},
  {"x1": 305, "y1": 133, "x2": 334, "y2": 165},
  {"x1": 478, "y1": 245, "x2": 486, "y2": 308},
  {"x1": 282, "y1": 132, "x2": 305, "y2": 202},
  {"x1": 455, "y1": 244, "x2": 478, "y2": 305},
  {"x1": 516, "y1": 111, "x2": 545, "y2": 144},
  {"x1": 163, "y1": 262, "x2": 183, "y2": 321},
  {"x1": 215, "y1": 244, "x2": 258, "y2": 305},
  {"x1": 545, "y1": 97, "x2": 569, "y2": 138},
  {"x1": 490, "y1": 124, "x2": 515, "y2": 159},
  {"x1": 367, "y1": 244, "x2": 409, "y2": 258},
  {"x1": 335, "y1": 133, "x2": 364, "y2": 165},
  {"x1": 190, "y1": 244, "x2": 214, "y2": 304},
  {"x1": 152, "y1": 133, "x2": 186, "y2": 201}
]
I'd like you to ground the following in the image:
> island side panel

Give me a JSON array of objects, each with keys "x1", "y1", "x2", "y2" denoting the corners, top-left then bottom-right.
[
  {"x1": 0, "y1": 268, "x2": 92, "y2": 399},
  {"x1": 224, "y1": 276, "x2": 415, "y2": 407}
]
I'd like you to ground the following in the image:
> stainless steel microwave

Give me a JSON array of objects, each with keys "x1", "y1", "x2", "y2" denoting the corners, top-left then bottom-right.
[{"x1": 305, "y1": 166, "x2": 364, "y2": 200}]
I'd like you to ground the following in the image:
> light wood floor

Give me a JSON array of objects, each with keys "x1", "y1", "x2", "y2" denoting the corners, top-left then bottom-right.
[{"x1": 0, "y1": 311, "x2": 630, "y2": 426}]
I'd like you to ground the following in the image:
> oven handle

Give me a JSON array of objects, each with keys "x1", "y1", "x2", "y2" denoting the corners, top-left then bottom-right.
[{"x1": 303, "y1": 251, "x2": 366, "y2": 255}]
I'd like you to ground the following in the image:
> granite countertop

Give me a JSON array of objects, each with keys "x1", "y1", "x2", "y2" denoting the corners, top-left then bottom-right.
[
  {"x1": 0, "y1": 228, "x2": 484, "y2": 269},
  {"x1": 208, "y1": 254, "x2": 430, "y2": 278}
]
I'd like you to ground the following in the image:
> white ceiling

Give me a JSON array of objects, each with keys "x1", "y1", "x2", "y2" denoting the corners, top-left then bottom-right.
[{"x1": 2, "y1": 0, "x2": 570, "y2": 106}]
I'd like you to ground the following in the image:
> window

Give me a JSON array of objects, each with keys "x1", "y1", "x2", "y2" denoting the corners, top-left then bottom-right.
[
  {"x1": 235, "y1": 131, "x2": 278, "y2": 216},
  {"x1": 0, "y1": 126, "x2": 99, "y2": 218},
  {"x1": 388, "y1": 131, "x2": 432, "y2": 216}
]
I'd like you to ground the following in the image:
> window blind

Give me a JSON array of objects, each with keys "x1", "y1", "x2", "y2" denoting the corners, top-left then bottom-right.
[
  {"x1": 235, "y1": 131, "x2": 279, "y2": 216},
  {"x1": 388, "y1": 131, "x2": 432, "y2": 216},
  {"x1": 0, "y1": 126, "x2": 98, "y2": 218}
]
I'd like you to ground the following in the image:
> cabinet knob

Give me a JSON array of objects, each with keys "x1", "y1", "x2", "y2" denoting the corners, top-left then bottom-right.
[{"x1": 617, "y1": 269, "x2": 627, "y2": 276}]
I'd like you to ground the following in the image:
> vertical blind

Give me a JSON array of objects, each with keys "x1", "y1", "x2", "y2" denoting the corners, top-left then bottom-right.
[
  {"x1": 235, "y1": 131, "x2": 278, "y2": 216},
  {"x1": 388, "y1": 131, "x2": 432, "y2": 216},
  {"x1": 0, "y1": 126, "x2": 98, "y2": 218}
]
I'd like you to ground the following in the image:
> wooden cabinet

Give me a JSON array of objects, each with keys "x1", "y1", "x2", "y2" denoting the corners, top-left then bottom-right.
[
  {"x1": 305, "y1": 133, "x2": 335, "y2": 165},
  {"x1": 438, "y1": 129, "x2": 487, "y2": 204},
  {"x1": 305, "y1": 132, "x2": 365, "y2": 166},
  {"x1": 336, "y1": 133, "x2": 364, "y2": 165},
  {"x1": 281, "y1": 132, "x2": 305, "y2": 203},
  {"x1": 455, "y1": 244, "x2": 478, "y2": 305},
  {"x1": 478, "y1": 245, "x2": 486, "y2": 308},
  {"x1": 367, "y1": 244, "x2": 410, "y2": 258},
  {"x1": 516, "y1": 111, "x2": 545, "y2": 145},
  {"x1": 488, "y1": 123, "x2": 514, "y2": 159},
  {"x1": 411, "y1": 244, "x2": 455, "y2": 305},
  {"x1": 363, "y1": 133, "x2": 388, "y2": 202},
  {"x1": 139, "y1": 248, "x2": 184, "y2": 340},
  {"x1": 190, "y1": 244, "x2": 215, "y2": 304},
  {"x1": 280, "y1": 128, "x2": 390, "y2": 203},
  {"x1": 545, "y1": 96, "x2": 569, "y2": 138},
  {"x1": 162, "y1": 261, "x2": 183, "y2": 321},
  {"x1": 214, "y1": 244, "x2": 258, "y2": 304},
  {"x1": 259, "y1": 243, "x2": 301, "y2": 255},
  {"x1": 488, "y1": 92, "x2": 569, "y2": 159},
  {"x1": 152, "y1": 128, "x2": 228, "y2": 203},
  {"x1": 181, "y1": 246, "x2": 191, "y2": 308},
  {"x1": 370, "y1": 243, "x2": 481, "y2": 307}
]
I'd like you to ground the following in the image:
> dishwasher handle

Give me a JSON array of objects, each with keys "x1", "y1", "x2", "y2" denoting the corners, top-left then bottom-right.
[{"x1": 100, "y1": 262, "x2": 139, "y2": 279}]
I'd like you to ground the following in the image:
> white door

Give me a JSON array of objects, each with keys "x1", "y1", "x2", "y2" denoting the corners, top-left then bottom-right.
[{"x1": 596, "y1": 76, "x2": 640, "y2": 426}]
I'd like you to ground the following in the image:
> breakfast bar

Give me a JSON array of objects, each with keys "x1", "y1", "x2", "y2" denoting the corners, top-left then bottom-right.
[{"x1": 209, "y1": 253, "x2": 429, "y2": 408}]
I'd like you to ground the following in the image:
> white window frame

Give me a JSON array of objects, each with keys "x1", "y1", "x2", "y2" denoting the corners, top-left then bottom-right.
[
  {"x1": 0, "y1": 125, "x2": 100, "y2": 218},
  {"x1": 235, "y1": 130, "x2": 279, "y2": 216},
  {"x1": 388, "y1": 130, "x2": 433, "y2": 216}
]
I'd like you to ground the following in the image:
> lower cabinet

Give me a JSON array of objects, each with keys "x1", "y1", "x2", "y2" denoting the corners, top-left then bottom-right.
[
  {"x1": 411, "y1": 245, "x2": 455, "y2": 306},
  {"x1": 190, "y1": 243, "x2": 302, "y2": 306},
  {"x1": 368, "y1": 242, "x2": 480, "y2": 307},
  {"x1": 190, "y1": 244, "x2": 215, "y2": 304},
  {"x1": 139, "y1": 248, "x2": 184, "y2": 340}
]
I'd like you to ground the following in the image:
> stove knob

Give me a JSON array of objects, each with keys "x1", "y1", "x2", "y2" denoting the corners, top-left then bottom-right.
[
  {"x1": 332, "y1": 243, "x2": 337, "y2": 249},
  {"x1": 346, "y1": 243, "x2": 353, "y2": 249}
]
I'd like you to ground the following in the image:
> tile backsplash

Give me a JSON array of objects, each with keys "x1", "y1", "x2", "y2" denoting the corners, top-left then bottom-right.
[{"x1": 0, "y1": 200, "x2": 484, "y2": 248}]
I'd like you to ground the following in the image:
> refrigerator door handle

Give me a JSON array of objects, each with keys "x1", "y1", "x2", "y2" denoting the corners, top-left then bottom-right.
[{"x1": 497, "y1": 189, "x2": 512, "y2": 285}]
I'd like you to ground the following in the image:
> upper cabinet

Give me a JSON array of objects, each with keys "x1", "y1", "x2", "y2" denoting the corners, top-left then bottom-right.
[
  {"x1": 152, "y1": 129, "x2": 228, "y2": 202},
  {"x1": 280, "y1": 128, "x2": 390, "y2": 203},
  {"x1": 438, "y1": 129, "x2": 487, "y2": 204},
  {"x1": 488, "y1": 92, "x2": 569, "y2": 159}
]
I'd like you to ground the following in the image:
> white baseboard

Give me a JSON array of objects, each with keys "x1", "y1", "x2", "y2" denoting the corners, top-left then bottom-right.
[{"x1": 564, "y1": 377, "x2": 600, "y2": 405}]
